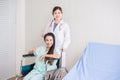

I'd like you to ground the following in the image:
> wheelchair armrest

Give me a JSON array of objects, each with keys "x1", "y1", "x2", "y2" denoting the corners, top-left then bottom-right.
[
  {"x1": 21, "y1": 54, "x2": 35, "y2": 76},
  {"x1": 21, "y1": 63, "x2": 35, "y2": 77},
  {"x1": 23, "y1": 53, "x2": 34, "y2": 57}
]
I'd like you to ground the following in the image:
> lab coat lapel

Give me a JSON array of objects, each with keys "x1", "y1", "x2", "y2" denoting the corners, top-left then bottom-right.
[{"x1": 53, "y1": 20, "x2": 63, "y2": 32}]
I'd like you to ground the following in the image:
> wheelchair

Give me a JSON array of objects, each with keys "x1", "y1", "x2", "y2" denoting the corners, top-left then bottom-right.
[{"x1": 19, "y1": 53, "x2": 68, "y2": 80}]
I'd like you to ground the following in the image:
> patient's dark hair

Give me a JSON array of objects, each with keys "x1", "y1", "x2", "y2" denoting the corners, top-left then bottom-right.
[{"x1": 44, "y1": 32, "x2": 55, "y2": 65}]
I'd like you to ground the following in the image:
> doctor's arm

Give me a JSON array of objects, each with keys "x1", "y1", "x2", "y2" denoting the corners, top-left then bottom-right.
[{"x1": 62, "y1": 24, "x2": 71, "y2": 51}]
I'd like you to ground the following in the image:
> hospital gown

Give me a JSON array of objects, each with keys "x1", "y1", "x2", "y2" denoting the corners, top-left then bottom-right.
[{"x1": 24, "y1": 45, "x2": 60, "y2": 80}]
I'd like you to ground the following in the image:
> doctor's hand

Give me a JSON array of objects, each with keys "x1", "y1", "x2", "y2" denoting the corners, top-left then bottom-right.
[
  {"x1": 62, "y1": 47, "x2": 66, "y2": 52},
  {"x1": 40, "y1": 31, "x2": 44, "y2": 38}
]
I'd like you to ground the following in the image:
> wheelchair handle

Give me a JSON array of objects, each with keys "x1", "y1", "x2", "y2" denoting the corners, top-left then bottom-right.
[{"x1": 22, "y1": 54, "x2": 34, "y2": 57}]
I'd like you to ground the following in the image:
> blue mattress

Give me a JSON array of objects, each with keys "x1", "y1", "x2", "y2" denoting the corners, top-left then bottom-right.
[{"x1": 63, "y1": 42, "x2": 120, "y2": 80}]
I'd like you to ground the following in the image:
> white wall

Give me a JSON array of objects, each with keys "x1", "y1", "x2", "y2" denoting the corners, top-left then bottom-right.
[
  {"x1": 16, "y1": 0, "x2": 26, "y2": 74},
  {"x1": 25, "y1": 0, "x2": 120, "y2": 70}
]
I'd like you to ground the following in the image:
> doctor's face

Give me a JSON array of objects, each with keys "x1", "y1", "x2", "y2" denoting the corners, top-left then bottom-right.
[
  {"x1": 53, "y1": 9, "x2": 62, "y2": 21},
  {"x1": 45, "y1": 36, "x2": 54, "y2": 48}
]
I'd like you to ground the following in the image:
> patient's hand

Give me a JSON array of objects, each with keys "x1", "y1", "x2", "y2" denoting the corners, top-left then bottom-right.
[
  {"x1": 40, "y1": 54, "x2": 46, "y2": 60},
  {"x1": 28, "y1": 48, "x2": 36, "y2": 54}
]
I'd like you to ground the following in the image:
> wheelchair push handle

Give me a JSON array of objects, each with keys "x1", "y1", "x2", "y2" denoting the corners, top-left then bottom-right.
[{"x1": 22, "y1": 53, "x2": 34, "y2": 57}]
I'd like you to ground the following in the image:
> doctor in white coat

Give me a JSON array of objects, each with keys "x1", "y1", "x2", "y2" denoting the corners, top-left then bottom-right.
[{"x1": 43, "y1": 6, "x2": 71, "y2": 67}]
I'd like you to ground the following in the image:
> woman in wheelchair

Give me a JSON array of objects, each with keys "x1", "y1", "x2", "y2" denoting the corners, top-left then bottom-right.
[{"x1": 23, "y1": 32, "x2": 61, "y2": 80}]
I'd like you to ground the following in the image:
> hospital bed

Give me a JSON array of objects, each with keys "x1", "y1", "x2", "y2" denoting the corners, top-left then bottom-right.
[{"x1": 63, "y1": 42, "x2": 120, "y2": 80}]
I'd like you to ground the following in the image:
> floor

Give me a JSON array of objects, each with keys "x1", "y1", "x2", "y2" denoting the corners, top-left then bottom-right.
[{"x1": 7, "y1": 75, "x2": 23, "y2": 80}]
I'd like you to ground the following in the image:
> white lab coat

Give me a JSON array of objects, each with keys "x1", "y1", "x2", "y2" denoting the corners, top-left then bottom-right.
[
  {"x1": 44, "y1": 19, "x2": 71, "y2": 67},
  {"x1": 45, "y1": 20, "x2": 71, "y2": 50}
]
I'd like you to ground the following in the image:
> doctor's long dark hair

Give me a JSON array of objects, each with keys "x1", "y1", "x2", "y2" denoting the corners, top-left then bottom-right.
[{"x1": 44, "y1": 32, "x2": 55, "y2": 65}]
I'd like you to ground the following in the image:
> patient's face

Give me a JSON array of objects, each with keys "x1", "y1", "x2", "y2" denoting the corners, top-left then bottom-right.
[{"x1": 45, "y1": 36, "x2": 53, "y2": 48}]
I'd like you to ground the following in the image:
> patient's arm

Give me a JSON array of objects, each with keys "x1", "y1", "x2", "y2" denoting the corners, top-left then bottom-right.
[
  {"x1": 45, "y1": 54, "x2": 61, "y2": 59},
  {"x1": 40, "y1": 54, "x2": 61, "y2": 60},
  {"x1": 23, "y1": 48, "x2": 36, "y2": 57},
  {"x1": 28, "y1": 48, "x2": 36, "y2": 54}
]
